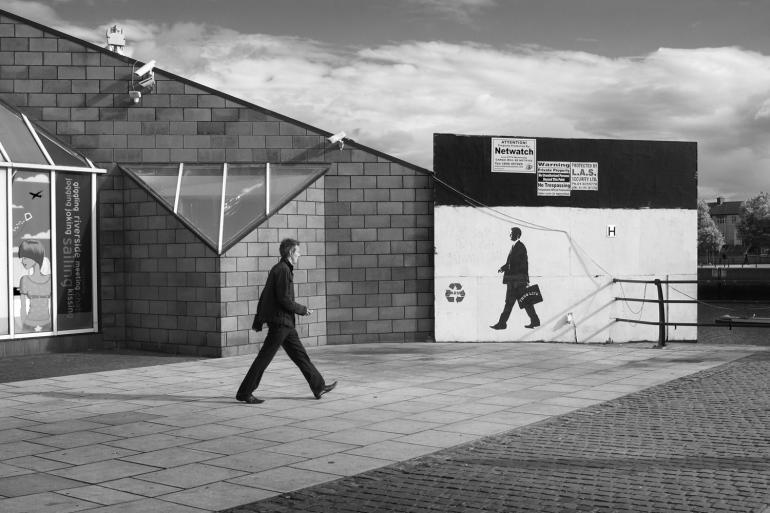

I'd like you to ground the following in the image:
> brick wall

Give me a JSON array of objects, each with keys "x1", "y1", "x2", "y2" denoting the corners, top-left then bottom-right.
[
  {"x1": 119, "y1": 177, "x2": 224, "y2": 356},
  {"x1": 228, "y1": 179, "x2": 327, "y2": 357},
  {"x1": 323, "y1": 162, "x2": 434, "y2": 344},
  {"x1": 0, "y1": 10, "x2": 434, "y2": 357}
]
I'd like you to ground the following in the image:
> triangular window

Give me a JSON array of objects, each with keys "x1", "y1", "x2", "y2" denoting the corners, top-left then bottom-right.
[
  {"x1": 222, "y1": 164, "x2": 267, "y2": 250},
  {"x1": 128, "y1": 164, "x2": 179, "y2": 210},
  {"x1": 270, "y1": 166, "x2": 325, "y2": 212},
  {"x1": 123, "y1": 163, "x2": 327, "y2": 254},
  {"x1": 178, "y1": 164, "x2": 223, "y2": 249}
]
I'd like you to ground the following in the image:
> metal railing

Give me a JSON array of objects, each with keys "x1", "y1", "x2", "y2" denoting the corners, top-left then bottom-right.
[{"x1": 613, "y1": 278, "x2": 770, "y2": 348}]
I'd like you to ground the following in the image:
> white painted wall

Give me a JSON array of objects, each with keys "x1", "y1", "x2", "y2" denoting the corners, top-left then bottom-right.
[{"x1": 435, "y1": 206, "x2": 697, "y2": 343}]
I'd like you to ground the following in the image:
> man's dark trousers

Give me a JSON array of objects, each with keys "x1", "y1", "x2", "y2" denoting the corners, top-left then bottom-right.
[
  {"x1": 497, "y1": 282, "x2": 539, "y2": 326},
  {"x1": 237, "y1": 323, "x2": 324, "y2": 398}
]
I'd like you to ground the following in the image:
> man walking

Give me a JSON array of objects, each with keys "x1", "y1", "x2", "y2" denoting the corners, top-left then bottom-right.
[
  {"x1": 491, "y1": 227, "x2": 540, "y2": 330},
  {"x1": 236, "y1": 238, "x2": 336, "y2": 404}
]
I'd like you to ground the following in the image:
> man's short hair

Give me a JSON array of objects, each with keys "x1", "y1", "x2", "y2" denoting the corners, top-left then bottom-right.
[
  {"x1": 279, "y1": 238, "x2": 300, "y2": 259},
  {"x1": 511, "y1": 227, "x2": 522, "y2": 240}
]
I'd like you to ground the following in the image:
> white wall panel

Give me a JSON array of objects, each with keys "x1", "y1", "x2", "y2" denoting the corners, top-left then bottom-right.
[{"x1": 435, "y1": 206, "x2": 697, "y2": 343}]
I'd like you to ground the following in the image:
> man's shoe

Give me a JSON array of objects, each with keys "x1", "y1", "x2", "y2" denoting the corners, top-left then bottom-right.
[
  {"x1": 524, "y1": 321, "x2": 540, "y2": 329},
  {"x1": 490, "y1": 323, "x2": 506, "y2": 330},
  {"x1": 314, "y1": 381, "x2": 337, "y2": 399},
  {"x1": 236, "y1": 394, "x2": 264, "y2": 404}
]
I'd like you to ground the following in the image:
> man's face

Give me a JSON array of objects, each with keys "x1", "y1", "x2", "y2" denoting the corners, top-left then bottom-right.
[
  {"x1": 510, "y1": 230, "x2": 517, "y2": 241},
  {"x1": 289, "y1": 245, "x2": 301, "y2": 267}
]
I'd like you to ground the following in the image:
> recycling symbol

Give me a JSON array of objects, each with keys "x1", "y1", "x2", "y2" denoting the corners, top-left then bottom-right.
[{"x1": 445, "y1": 283, "x2": 465, "y2": 303}]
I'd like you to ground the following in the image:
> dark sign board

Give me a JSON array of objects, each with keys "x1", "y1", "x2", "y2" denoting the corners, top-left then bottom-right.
[{"x1": 434, "y1": 134, "x2": 697, "y2": 209}]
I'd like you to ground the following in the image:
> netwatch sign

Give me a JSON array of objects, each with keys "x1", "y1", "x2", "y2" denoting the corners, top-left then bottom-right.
[{"x1": 491, "y1": 138, "x2": 536, "y2": 174}]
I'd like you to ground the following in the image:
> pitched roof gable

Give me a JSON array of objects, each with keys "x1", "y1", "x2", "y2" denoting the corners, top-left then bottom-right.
[
  {"x1": 0, "y1": 7, "x2": 431, "y2": 175},
  {"x1": 707, "y1": 201, "x2": 743, "y2": 216}
]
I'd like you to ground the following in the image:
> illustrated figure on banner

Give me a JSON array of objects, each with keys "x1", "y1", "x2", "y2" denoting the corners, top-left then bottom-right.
[
  {"x1": 491, "y1": 227, "x2": 542, "y2": 330},
  {"x1": 17, "y1": 239, "x2": 52, "y2": 332}
]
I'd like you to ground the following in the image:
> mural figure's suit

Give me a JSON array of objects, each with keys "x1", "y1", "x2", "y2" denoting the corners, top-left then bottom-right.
[{"x1": 492, "y1": 235, "x2": 540, "y2": 329}]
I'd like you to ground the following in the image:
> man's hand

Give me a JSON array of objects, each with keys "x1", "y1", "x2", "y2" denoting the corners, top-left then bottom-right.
[
  {"x1": 497, "y1": 266, "x2": 505, "y2": 273},
  {"x1": 305, "y1": 309, "x2": 314, "y2": 316}
]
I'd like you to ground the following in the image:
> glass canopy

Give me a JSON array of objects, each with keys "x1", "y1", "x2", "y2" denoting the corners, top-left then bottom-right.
[
  {"x1": 0, "y1": 100, "x2": 103, "y2": 172},
  {"x1": 124, "y1": 163, "x2": 327, "y2": 253}
]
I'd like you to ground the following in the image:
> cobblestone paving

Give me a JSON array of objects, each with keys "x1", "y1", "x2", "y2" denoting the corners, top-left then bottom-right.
[{"x1": 222, "y1": 352, "x2": 770, "y2": 513}]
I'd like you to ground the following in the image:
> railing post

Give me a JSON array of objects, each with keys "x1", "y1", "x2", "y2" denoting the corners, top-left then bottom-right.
[{"x1": 654, "y1": 278, "x2": 666, "y2": 347}]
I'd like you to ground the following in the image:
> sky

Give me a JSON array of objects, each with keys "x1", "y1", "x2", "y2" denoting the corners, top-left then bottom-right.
[{"x1": 5, "y1": 0, "x2": 770, "y2": 201}]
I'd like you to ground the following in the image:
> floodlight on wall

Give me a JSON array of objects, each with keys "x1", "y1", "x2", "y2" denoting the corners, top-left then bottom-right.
[
  {"x1": 128, "y1": 90, "x2": 142, "y2": 104},
  {"x1": 328, "y1": 131, "x2": 346, "y2": 151}
]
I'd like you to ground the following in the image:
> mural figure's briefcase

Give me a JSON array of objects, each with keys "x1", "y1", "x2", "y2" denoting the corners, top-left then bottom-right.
[{"x1": 518, "y1": 284, "x2": 543, "y2": 309}]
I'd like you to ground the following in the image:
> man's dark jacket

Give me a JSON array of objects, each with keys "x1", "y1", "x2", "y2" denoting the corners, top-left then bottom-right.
[
  {"x1": 501, "y1": 240, "x2": 529, "y2": 284},
  {"x1": 252, "y1": 258, "x2": 308, "y2": 332}
]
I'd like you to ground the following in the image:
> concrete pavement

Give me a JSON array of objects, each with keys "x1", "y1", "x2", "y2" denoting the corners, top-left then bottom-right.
[
  {"x1": 0, "y1": 342, "x2": 762, "y2": 512},
  {"x1": 228, "y1": 347, "x2": 770, "y2": 513}
]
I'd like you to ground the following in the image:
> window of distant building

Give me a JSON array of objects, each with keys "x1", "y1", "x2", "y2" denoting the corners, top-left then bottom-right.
[{"x1": 0, "y1": 100, "x2": 105, "y2": 340}]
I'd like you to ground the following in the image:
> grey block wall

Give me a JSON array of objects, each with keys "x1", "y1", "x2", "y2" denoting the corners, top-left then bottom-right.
[{"x1": 0, "y1": 10, "x2": 434, "y2": 357}]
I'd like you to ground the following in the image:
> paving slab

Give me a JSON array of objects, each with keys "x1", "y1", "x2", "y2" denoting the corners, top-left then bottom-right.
[
  {"x1": 0, "y1": 342, "x2": 759, "y2": 512},
  {"x1": 223, "y1": 348, "x2": 770, "y2": 513}
]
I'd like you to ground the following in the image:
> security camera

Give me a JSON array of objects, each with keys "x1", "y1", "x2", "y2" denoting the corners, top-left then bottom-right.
[
  {"x1": 137, "y1": 74, "x2": 155, "y2": 89},
  {"x1": 134, "y1": 60, "x2": 156, "y2": 77},
  {"x1": 327, "y1": 131, "x2": 346, "y2": 144},
  {"x1": 133, "y1": 59, "x2": 156, "y2": 89}
]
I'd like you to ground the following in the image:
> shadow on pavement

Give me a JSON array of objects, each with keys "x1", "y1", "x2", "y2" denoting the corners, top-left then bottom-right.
[{"x1": 0, "y1": 350, "x2": 205, "y2": 384}]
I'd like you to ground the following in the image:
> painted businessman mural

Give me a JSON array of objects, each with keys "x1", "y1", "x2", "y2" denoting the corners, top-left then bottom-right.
[
  {"x1": 433, "y1": 133, "x2": 698, "y2": 344},
  {"x1": 491, "y1": 226, "x2": 541, "y2": 331}
]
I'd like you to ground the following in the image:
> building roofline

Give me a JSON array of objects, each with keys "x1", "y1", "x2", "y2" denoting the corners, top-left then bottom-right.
[
  {"x1": 435, "y1": 132, "x2": 698, "y2": 145},
  {"x1": 0, "y1": 8, "x2": 433, "y2": 176}
]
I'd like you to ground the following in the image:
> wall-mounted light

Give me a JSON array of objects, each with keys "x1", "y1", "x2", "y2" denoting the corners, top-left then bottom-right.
[{"x1": 128, "y1": 90, "x2": 142, "y2": 104}]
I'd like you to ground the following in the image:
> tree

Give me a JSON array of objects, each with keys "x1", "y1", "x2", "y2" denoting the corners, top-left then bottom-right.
[
  {"x1": 698, "y1": 200, "x2": 724, "y2": 258},
  {"x1": 737, "y1": 192, "x2": 770, "y2": 251}
]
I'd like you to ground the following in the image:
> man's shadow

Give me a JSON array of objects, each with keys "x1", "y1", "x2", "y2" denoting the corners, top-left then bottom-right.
[{"x1": 36, "y1": 391, "x2": 316, "y2": 402}]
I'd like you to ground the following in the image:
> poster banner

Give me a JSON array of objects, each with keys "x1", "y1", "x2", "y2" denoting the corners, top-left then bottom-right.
[
  {"x1": 491, "y1": 138, "x2": 536, "y2": 173},
  {"x1": 12, "y1": 170, "x2": 52, "y2": 334},
  {"x1": 55, "y1": 173, "x2": 93, "y2": 331},
  {"x1": 571, "y1": 162, "x2": 599, "y2": 191},
  {"x1": 537, "y1": 161, "x2": 571, "y2": 196}
]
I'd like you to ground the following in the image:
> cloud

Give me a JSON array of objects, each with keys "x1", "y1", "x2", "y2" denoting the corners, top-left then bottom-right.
[
  {"x1": 4, "y1": 0, "x2": 102, "y2": 42},
  {"x1": 20, "y1": 230, "x2": 50, "y2": 240},
  {"x1": 184, "y1": 38, "x2": 770, "y2": 200},
  {"x1": 404, "y1": 0, "x2": 497, "y2": 23},
  {"x1": 15, "y1": 173, "x2": 50, "y2": 183},
  {"x1": 10, "y1": 3, "x2": 770, "y2": 201}
]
